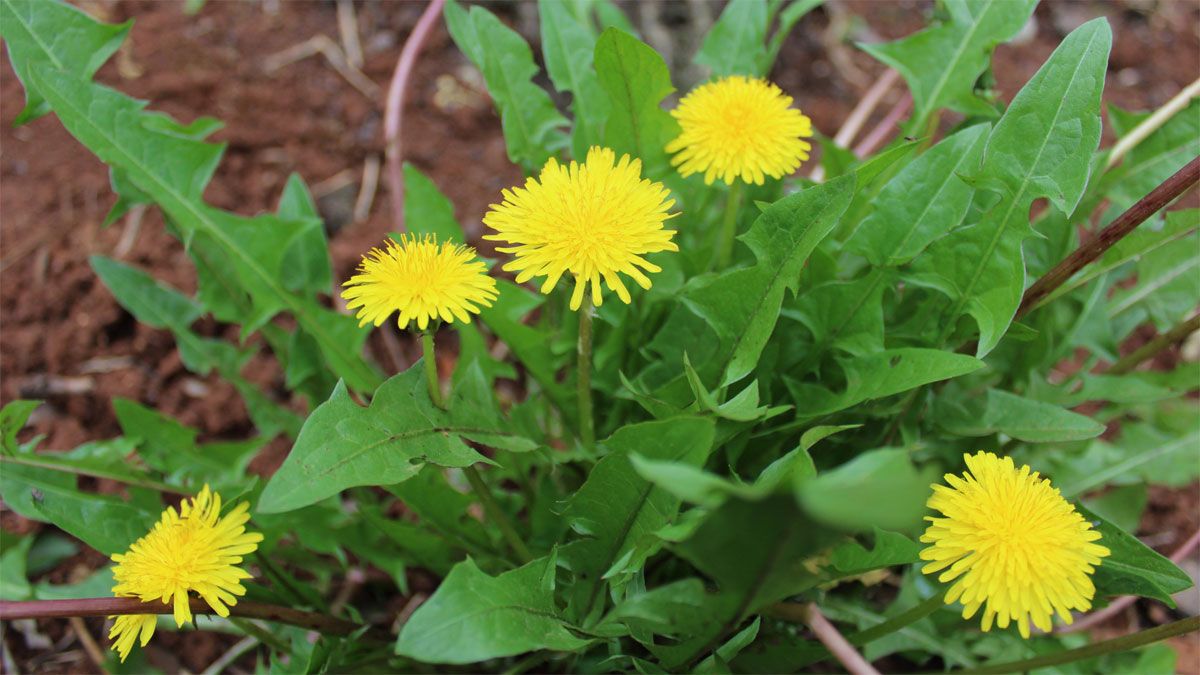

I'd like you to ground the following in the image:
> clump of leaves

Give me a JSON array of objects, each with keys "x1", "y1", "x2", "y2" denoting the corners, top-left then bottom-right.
[{"x1": 1, "y1": 0, "x2": 1197, "y2": 672}]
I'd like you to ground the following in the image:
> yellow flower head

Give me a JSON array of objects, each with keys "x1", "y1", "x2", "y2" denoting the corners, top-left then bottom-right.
[
  {"x1": 108, "y1": 486, "x2": 262, "y2": 662},
  {"x1": 342, "y1": 234, "x2": 498, "y2": 331},
  {"x1": 919, "y1": 452, "x2": 1110, "y2": 638},
  {"x1": 666, "y1": 75, "x2": 814, "y2": 185},
  {"x1": 483, "y1": 146, "x2": 678, "y2": 310}
]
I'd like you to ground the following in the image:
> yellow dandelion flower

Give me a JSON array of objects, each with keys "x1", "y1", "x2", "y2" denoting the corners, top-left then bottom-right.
[
  {"x1": 342, "y1": 234, "x2": 498, "y2": 331},
  {"x1": 666, "y1": 75, "x2": 814, "y2": 185},
  {"x1": 108, "y1": 486, "x2": 262, "y2": 662},
  {"x1": 483, "y1": 146, "x2": 678, "y2": 311},
  {"x1": 919, "y1": 452, "x2": 1110, "y2": 638}
]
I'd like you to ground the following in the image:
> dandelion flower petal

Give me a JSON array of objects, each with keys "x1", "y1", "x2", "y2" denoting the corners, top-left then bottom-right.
[
  {"x1": 342, "y1": 234, "x2": 498, "y2": 331},
  {"x1": 483, "y1": 146, "x2": 678, "y2": 309},
  {"x1": 107, "y1": 485, "x2": 263, "y2": 662},
  {"x1": 666, "y1": 75, "x2": 814, "y2": 185},
  {"x1": 920, "y1": 451, "x2": 1110, "y2": 637}
]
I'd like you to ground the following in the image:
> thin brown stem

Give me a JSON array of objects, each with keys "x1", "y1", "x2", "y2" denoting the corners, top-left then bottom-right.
[
  {"x1": 384, "y1": 0, "x2": 447, "y2": 230},
  {"x1": 1107, "y1": 313, "x2": 1200, "y2": 375},
  {"x1": 801, "y1": 603, "x2": 882, "y2": 675},
  {"x1": 0, "y1": 597, "x2": 390, "y2": 641},
  {"x1": 1017, "y1": 155, "x2": 1200, "y2": 319}
]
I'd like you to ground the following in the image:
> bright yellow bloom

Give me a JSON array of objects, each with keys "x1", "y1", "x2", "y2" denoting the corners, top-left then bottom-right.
[
  {"x1": 919, "y1": 452, "x2": 1110, "y2": 638},
  {"x1": 108, "y1": 486, "x2": 262, "y2": 662},
  {"x1": 483, "y1": 146, "x2": 678, "y2": 310},
  {"x1": 342, "y1": 234, "x2": 498, "y2": 331},
  {"x1": 666, "y1": 76, "x2": 814, "y2": 185}
]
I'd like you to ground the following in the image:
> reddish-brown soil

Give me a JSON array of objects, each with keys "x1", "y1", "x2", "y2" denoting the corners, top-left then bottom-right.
[{"x1": 2, "y1": 1, "x2": 1197, "y2": 673}]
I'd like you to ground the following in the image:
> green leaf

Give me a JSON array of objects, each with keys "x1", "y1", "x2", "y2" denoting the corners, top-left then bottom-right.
[
  {"x1": 846, "y1": 123, "x2": 989, "y2": 266},
  {"x1": 114, "y1": 398, "x2": 257, "y2": 484},
  {"x1": 443, "y1": 0, "x2": 568, "y2": 171},
  {"x1": 402, "y1": 163, "x2": 465, "y2": 242},
  {"x1": 659, "y1": 495, "x2": 837, "y2": 668},
  {"x1": 90, "y1": 255, "x2": 203, "y2": 329},
  {"x1": 26, "y1": 66, "x2": 380, "y2": 392},
  {"x1": 1106, "y1": 99, "x2": 1200, "y2": 211},
  {"x1": 783, "y1": 267, "x2": 892, "y2": 361},
  {"x1": 0, "y1": 399, "x2": 40, "y2": 453},
  {"x1": 1080, "y1": 506, "x2": 1193, "y2": 605},
  {"x1": 909, "y1": 19, "x2": 1111, "y2": 355},
  {"x1": 539, "y1": 0, "x2": 609, "y2": 158},
  {"x1": 786, "y1": 348, "x2": 984, "y2": 418},
  {"x1": 275, "y1": 173, "x2": 332, "y2": 295},
  {"x1": 478, "y1": 279, "x2": 572, "y2": 414},
  {"x1": 935, "y1": 387, "x2": 1105, "y2": 443},
  {"x1": 563, "y1": 417, "x2": 716, "y2": 614},
  {"x1": 259, "y1": 362, "x2": 534, "y2": 513},
  {"x1": 32, "y1": 488, "x2": 157, "y2": 555},
  {"x1": 0, "y1": 0, "x2": 130, "y2": 125},
  {"x1": 797, "y1": 448, "x2": 935, "y2": 531},
  {"x1": 0, "y1": 535, "x2": 33, "y2": 600},
  {"x1": 1107, "y1": 232, "x2": 1200, "y2": 331},
  {"x1": 828, "y1": 528, "x2": 922, "y2": 578},
  {"x1": 861, "y1": 0, "x2": 1038, "y2": 126},
  {"x1": 395, "y1": 557, "x2": 590, "y2": 663},
  {"x1": 684, "y1": 174, "x2": 855, "y2": 387},
  {"x1": 593, "y1": 28, "x2": 678, "y2": 178},
  {"x1": 694, "y1": 0, "x2": 769, "y2": 77}
]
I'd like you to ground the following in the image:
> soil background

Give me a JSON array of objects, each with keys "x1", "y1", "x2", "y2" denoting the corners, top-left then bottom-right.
[{"x1": 1, "y1": 0, "x2": 1198, "y2": 673}]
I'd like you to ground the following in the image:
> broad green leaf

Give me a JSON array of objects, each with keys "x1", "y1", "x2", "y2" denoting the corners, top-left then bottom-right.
[
  {"x1": 259, "y1": 362, "x2": 534, "y2": 513},
  {"x1": 936, "y1": 387, "x2": 1105, "y2": 443},
  {"x1": 1056, "y1": 424, "x2": 1200, "y2": 498},
  {"x1": 847, "y1": 123, "x2": 989, "y2": 266},
  {"x1": 909, "y1": 19, "x2": 1111, "y2": 355},
  {"x1": 797, "y1": 449, "x2": 935, "y2": 531},
  {"x1": 114, "y1": 398, "x2": 258, "y2": 484},
  {"x1": 0, "y1": 0, "x2": 130, "y2": 124},
  {"x1": 593, "y1": 28, "x2": 678, "y2": 178},
  {"x1": 402, "y1": 163, "x2": 465, "y2": 242},
  {"x1": 275, "y1": 173, "x2": 332, "y2": 295},
  {"x1": 861, "y1": 0, "x2": 1038, "y2": 126},
  {"x1": 694, "y1": 0, "x2": 769, "y2": 77},
  {"x1": 1105, "y1": 99, "x2": 1200, "y2": 211},
  {"x1": 783, "y1": 267, "x2": 892, "y2": 361},
  {"x1": 34, "y1": 566, "x2": 116, "y2": 600},
  {"x1": 1081, "y1": 506, "x2": 1192, "y2": 605},
  {"x1": 33, "y1": 488, "x2": 158, "y2": 555},
  {"x1": 828, "y1": 528, "x2": 922, "y2": 578},
  {"x1": 597, "y1": 578, "x2": 720, "y2": 640},
  {"x1": 0, "y1": 535, "x2": 33, "y2": 600},
  {"x1": 444, "y1": 0, "x2": 568, "y2": 170},
  {"x1": 684, "y1": 174, "x2": 855, "y2": 387},
  {"x1": 659, "y1": 495, "x2": 837, "y2": 668},
  {"x1": 1107, "y1": 232, "x2": 1200, "y2": 332},
  {"x1": 696, "y1": 617, "x2": 760, "y2": 673},
  {"x1": 89, "y1": 256, "x2": 202, "y2": 329},
  {"x1": 386, "y1": 466, "x2": 495, "y2": 560},
  {"x1": 539, "y1": 0, "x2": 609, "y2": 158},
  {"x1": 0, "y1": 399, "x2": 40, "y2": 452},
  {"x1": 395, "y1": 557, "x2": 590, "y2": 663},
  {"x1": 563, "y1": 417, "x2": 715, "y2": 615},
  {"x1": 1042, "y1": 208, "x2": 1198, "y2": 308},
  {"x1": 27, "y1": 66, "x2": 380, "y2": 391},
  {"x1": 785, "y1": 348, "x2": 983, "y2": 418}
]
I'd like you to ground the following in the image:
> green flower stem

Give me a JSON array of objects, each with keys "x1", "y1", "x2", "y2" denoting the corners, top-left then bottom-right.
[
  {"x1": 577, "y1": 296, "x2": 595, "y2": 450},
  {"x1": 959, "y1": 616, "x2": 1200, "y2": 674},
  {"x1": 714, "y1": 180, "x2": 744, "y2": 269},
  {"x1": 845, "y1": 594, "x2": 943, "y2": 646},
  {"x1": 463, "y1": 464, "x2": 532, "y2": 564},
  {"x1": 421, "y1": 330, "x2": 444, "y2": 410}
]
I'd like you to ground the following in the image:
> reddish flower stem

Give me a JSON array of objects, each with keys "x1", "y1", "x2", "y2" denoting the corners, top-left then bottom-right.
[
  {"x1": 802, "y1": 603, "x2": 882, "y2": 675},
  {"x1": 385, "y1": 0, "x2": 447, "y2": 230},
  {"x1": 853, "y1": 92, "x2": 913, "y2": 158},
  {"x1": 0, "y1": 597, "x2": 390, "y2": 641}
]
